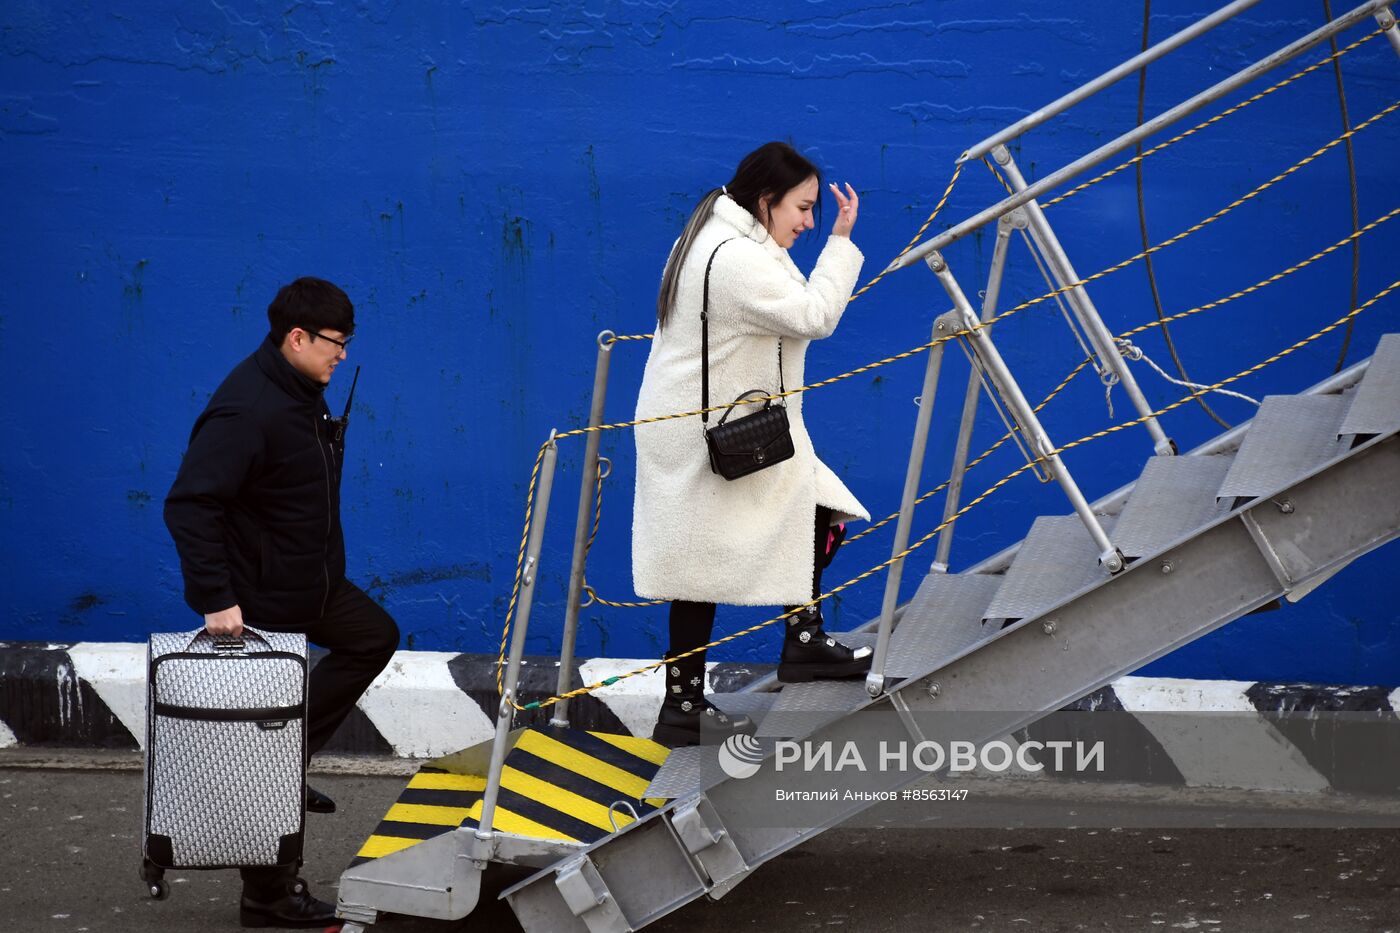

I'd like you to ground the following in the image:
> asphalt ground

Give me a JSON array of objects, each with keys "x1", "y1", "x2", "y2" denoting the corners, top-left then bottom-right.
[{"x1": 1, "y1": 753, "x2": 1397, "y2": 933}]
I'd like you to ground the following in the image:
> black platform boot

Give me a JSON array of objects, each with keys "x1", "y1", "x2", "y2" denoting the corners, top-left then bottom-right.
[
  {"x1": 652, "y1": 654, "x2": 756, "y2": 748},
  {"x1": 777, "y1": 606, "x2": 873, "y2": 683}
]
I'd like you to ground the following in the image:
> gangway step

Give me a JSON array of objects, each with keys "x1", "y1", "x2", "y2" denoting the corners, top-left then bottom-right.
[
  {"x1": 1338, "y1": 333, "x2": 1400, "y2": 440},
  {"x1": 642, "y1": 738, "x2": 782, "y2": 799},
  {"x1": 1217, "y1": 394, "x2": 1348, "y2": 504},
  {"x1": 1113, "y1": 453, "x2": 1235, "y2": 560},
  {"x1": 884, "y1": 572, "x2": 1002, "y2": 678},
  {"x1": 708, "y1": 690, "x2": 779, "y2": 731},
  {"x1": 983, "y1": 514, "x2": 1117, "y2": 623},
  {"x1": 756, "y1": 678, "x2": 871, "y2": 739}
]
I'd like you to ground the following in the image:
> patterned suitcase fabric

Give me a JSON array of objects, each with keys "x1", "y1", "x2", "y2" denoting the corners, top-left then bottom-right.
[{"x1": 143, "y1": 627, "x2": 308, "y2": 870}]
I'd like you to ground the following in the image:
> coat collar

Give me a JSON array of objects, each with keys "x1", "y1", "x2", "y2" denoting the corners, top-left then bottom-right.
[
  {"x1": 255, "y1": 333, "x2": 327, "y2": 404},
  {"x1": 712, "y1": 194, "x2": 806, "y2": 285}
]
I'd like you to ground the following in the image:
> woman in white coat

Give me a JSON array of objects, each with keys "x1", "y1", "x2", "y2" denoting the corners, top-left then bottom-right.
[{"x1": 633, "y1": 142, "x2": 873, "y2": 747}]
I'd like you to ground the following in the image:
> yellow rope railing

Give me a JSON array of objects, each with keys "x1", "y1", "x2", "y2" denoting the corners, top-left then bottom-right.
[{"x1": 505, "y1": 276, "x2": 1399, "y2": 710}]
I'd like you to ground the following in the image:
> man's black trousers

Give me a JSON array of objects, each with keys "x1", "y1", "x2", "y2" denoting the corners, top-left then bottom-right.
[
  {"x1": 257, "y1": 577, "x2": 400, "y2": 758},
  {"x1": 241, "y1": 577, "x2": 397, "y2": 893}
]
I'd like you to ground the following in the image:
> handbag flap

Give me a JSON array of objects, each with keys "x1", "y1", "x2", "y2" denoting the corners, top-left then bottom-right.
[{"x1": 707, "y1": 407, "x2": 792, "y2": 456}]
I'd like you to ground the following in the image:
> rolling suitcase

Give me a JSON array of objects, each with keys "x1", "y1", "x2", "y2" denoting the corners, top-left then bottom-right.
[{"x1": 140, "y1": 626, "x2": 309, "y2": 900}]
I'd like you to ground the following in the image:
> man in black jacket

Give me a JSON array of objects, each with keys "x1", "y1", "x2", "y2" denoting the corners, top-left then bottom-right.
[{"x1": 165, "y1": 276, "x2": 398, "y2": 928}]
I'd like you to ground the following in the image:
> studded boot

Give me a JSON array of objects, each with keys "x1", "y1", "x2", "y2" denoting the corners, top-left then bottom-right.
[
  {"x1": 777, "y1": 605, "x2": 873, "y2": 683},
  {"x1": 652, "y1": 653, "x2": 756, "y2": 748}
]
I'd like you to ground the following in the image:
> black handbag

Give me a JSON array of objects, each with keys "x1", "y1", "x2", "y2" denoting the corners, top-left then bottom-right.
[{"x1": 700, "y1": 239, "x2": 795, "y2": 480}]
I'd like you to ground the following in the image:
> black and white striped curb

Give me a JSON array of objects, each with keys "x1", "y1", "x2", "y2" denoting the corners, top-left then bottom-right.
[
  {"x1": 2, "y1": 642, "x2": 1395, "y2": 795},
  {"x1": 0, "y1": 643, "x2": 765, "y2": 759}
]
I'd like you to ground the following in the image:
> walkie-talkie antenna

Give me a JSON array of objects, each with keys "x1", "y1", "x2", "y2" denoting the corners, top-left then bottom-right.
[{"x1": 335, "y1": 366, "x2": 361, "y2": 443}]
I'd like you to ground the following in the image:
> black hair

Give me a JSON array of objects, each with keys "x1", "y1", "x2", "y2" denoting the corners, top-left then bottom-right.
[
  {"x1": 267, "y1": 277, "x2": 355, "y2": 345},
  {"x1": 656, "y1": 141, "x2": 823, "y2": 329}
]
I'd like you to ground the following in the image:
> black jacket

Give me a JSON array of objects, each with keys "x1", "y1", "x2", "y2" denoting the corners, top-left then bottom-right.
[{"x1": 165, "y1": 335, "x2": 347, "y2": 625}]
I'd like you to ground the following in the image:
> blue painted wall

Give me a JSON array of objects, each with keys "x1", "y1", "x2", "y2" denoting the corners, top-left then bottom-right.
[{"x1": 2, "y1": 1, "x2": 1397, "y2": 682}]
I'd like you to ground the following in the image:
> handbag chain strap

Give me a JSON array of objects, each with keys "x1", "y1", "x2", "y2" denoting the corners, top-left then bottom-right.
[{"x1": 700, "y1": 238, "x2": 785, "y2": 426}]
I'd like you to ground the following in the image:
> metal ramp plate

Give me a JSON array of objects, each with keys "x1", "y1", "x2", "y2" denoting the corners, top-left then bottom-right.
[
  {"x1": 756, "y1": 679, "x2": 871, "y2": 739},
  {"x1": 885, "y1": 572, "x2": 1003, "y2": 678},
  {"x1": 1113, "y1": 454, "x2": 1235, "y2": 559},
  {"x1": 348, "y1": 727, "x2": 669, "y2": 867},
  {"x1": 983, "y1": 514, "x2": 1116, "y2": 622},
  {"x1": 1217, "y1": 394, "x2": 1347, "y2": 502},
  {"x1": 1339, "y1": 333, "x2": 1400, "y2": 438}
]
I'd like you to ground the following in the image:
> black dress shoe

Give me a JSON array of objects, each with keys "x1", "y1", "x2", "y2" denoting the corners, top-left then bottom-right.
[
  {"x1": 239, "y1": 877, "x2": 336, "y2": 928},
  {"x1": 777, "y1": 607, "x2": 873, "y2": 683},
  {"x1": 305, "y1": 784, "x2": 336, "y2": 814}
]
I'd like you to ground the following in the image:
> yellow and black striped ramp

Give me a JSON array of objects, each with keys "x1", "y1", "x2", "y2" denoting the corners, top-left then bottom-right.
[{"x1": 350, "y1": 726, "x2": 670, "y2": 867}]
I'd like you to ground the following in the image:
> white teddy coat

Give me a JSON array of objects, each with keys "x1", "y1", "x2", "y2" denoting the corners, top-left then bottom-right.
[{"x1": 631, "y1": 195, "x2": 870, "y2": 606}]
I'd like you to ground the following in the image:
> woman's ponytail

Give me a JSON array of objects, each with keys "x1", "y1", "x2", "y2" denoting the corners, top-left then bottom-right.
[{"x1": 656, "y1": 187, "x2": 724, "y2": 330}]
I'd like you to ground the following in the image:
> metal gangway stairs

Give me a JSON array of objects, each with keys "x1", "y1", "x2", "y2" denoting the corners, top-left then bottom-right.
[{"x1": 334, "y1": 3, "x2": 1400, "y2": 930}]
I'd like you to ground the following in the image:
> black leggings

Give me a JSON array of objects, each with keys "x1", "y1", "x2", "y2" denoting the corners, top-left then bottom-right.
[{"x1": 669, "y1": 506, "x2": 845, "y2": 658}]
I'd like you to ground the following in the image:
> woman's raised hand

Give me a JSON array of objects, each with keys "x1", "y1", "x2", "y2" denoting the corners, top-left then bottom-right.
[{"x1": 830, "y1": 182, "x2": 859, "y2": 238}]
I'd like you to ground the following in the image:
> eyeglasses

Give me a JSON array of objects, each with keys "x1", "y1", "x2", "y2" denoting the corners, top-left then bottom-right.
[{"x1": 309, "y1": 330, "x2": 353, "y2": 351}]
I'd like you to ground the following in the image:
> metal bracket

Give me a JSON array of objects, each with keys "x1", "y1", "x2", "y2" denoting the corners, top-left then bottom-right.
[
  {"x1": 888, "y1": 690, "x2": 931, "y2": 746},
  {"x1": 669, "y1": 795, "x2": 748, "y2": 892},
  {"x1": 934, "y1": 307, "x2": 969, "y2": 336},
  {"x1": 1098, "y1": 547, "x2": 1125, "y2": 574},
  {"x1": 1376, "y1": 7, "x2": 1396, "y2": 29},
  {"x1": 554, "y1": 856, "x2": 628, "y2": 933},
  {"x1": 998, "y1": 206, "x2": 1030, "y2": 231},
  {"x1": 1239, "y1": 509, "x2": 1294, "y2": 589}
]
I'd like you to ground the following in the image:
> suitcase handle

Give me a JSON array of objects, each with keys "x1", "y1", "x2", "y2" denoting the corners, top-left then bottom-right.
[{"x1": 187, "y1": 625, "x2": 271, "y2": 652}]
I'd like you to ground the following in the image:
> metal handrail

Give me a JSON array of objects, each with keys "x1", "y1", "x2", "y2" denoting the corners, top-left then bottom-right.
[
  {"x1": 551, "y1": 331, "x2": 616, "y2": 728},
  {"x1": 934, "y1": 211, "x2": 1019, "y2": 573},
  {"x1": 960, "y1": 0, "x2": 1265, "y2": 164},
  {"x1": 992, "y1": 146, "x2": 1176, "y2": 456},
  {"x1": 890, "y1": 0, "x2": 1395, "y2": 271},
  {"x1": 476, "y1": 434, "x2": 560, "y2": 844}
]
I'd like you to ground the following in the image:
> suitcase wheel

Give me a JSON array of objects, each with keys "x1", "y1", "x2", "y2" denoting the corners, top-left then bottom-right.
[{"x1": 140, "y1": 858, "x2": 168, "y2": 900}]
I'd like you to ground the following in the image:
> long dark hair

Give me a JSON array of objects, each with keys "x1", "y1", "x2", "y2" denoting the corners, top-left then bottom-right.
[{"x1": 656, "y1": 141, "x2": 822, "y2": 328}]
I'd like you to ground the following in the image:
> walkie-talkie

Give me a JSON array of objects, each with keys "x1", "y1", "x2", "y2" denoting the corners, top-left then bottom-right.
[{"x1": 334, "y1": 365, "x2": 360, "y2": 444}]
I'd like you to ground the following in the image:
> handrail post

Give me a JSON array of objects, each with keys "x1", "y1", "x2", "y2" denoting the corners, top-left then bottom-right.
[
  {"x1": 926, "y1": 252, "x2": 1125, "y2": 575},
  {"x1": 866, "y1": 317, "x2": 950, "y2": 698},
  {"x1": 933, "y1": 210, "x2": 1022, "y2": 573},
  {"x1": 1378, "y1": 6, "x2": 1400, "y2": 56},
  {"x1": 993, "y1": 146, "x2": 1176, "y2": 457},
  {"x1": 475, "y1": 433, "x2": 560, "y2": 847},
  {"x1": 550, "y1": 332, "x2": 615, "y2": 728}
]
